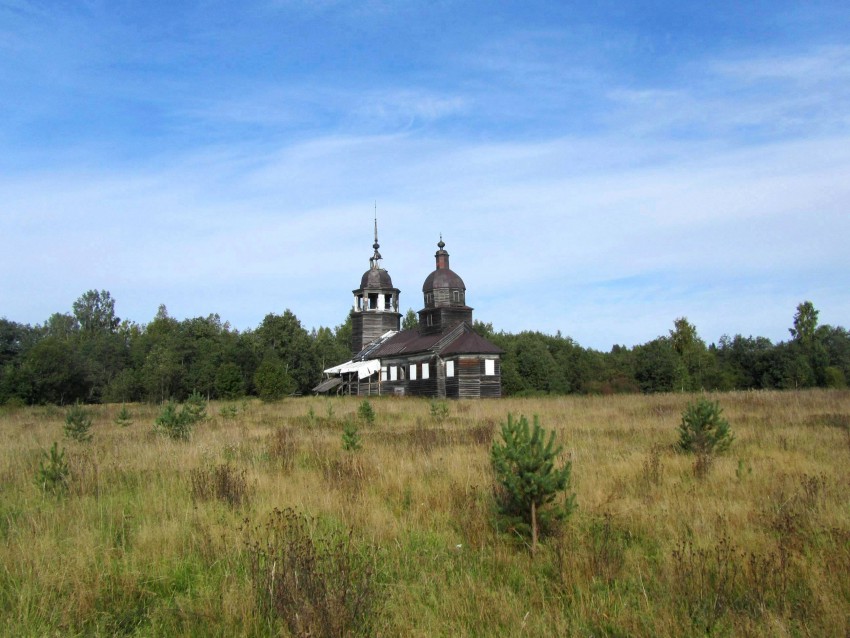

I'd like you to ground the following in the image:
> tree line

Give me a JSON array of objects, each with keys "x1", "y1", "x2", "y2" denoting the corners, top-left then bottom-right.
[{"x1": 1, "y1": 292, "x2": 847, "y2": 405}]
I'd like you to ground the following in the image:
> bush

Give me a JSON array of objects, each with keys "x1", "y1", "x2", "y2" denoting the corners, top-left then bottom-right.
[
  {"x1": 183, "y1": 390, "x2": 207, "y2": 423},
  {"x1": 429, "y1": 400, "x2": 449, "y2": 423},
  {"x1": 64, "y1": 402, "x2": 92, "y2": 442},
  {"x1": 491, "y1": 414, "x2": 575, "y2": 554},
  {"x1": 155, "y1": 402, "x2": 192, "y2": 440},
  {"x1": 114, "y1": 404, "x2": 132, "y2": 427},
  {"x1": 36, "y1": 441, "x2": 69, "y2": 495},
  {"x1": 341, "y1": 420, "x2": 361, "y2": 452},
  {"x1": 357, "y1": 399, "x2": 375, "y2": 425},
  {"x1": 677, "y1": 398, "x2": 734, "y2": 455},
  {"x1": 154, "y1": 395, "x2": 208, "y2": 440}
]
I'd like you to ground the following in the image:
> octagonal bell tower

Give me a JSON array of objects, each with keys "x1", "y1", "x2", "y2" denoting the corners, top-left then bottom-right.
[{"x1": 350, "y1": 220, "x2": 401, "y2": 356}]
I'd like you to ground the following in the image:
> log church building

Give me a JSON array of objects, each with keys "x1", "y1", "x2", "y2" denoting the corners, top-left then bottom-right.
[{"x1": 314, "y1": 224, "x2": 502, "y2": 398}]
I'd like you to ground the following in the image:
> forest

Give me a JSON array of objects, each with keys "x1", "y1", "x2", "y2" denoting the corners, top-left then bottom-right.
[{"x1": 1, "y1": 290, "x2": 847, "y2": 405}]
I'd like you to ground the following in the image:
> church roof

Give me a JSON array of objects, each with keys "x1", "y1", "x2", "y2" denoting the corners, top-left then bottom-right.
[
  {"x1": 360, "y1": 267, "x2": 394, "y2": 289},
  {"x1": 440, "y1": 330, "x2": 504, "y2": 355},
  {"x1": 356, "y1": 322, "x2": 502, "y2": 360},
  {"x1": 422, "y1": 268, "x2": 465, "y2": 292}
]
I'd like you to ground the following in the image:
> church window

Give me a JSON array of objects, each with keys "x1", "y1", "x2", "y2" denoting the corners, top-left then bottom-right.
[
  {"x1": 446, "y1": 361, "x2": 455, "y2": 377},
  {"x1": 485, "y1": 359, "x2": 495, "y2": 376},
  {"x1": 409, "y1": 364, "x2": 417, "y2": 380},
  {"x1": 421, "y1": 363, "x2": 430, "y2": 379},
  {"x1": 368, "y1": 293, "x2": 378, "y2": 309},
  {"x1": 381, "y1": 367, "x2": 387, "y2": 381},
  {"x1": 390, "y1": 366, "x2": 397, "y2": 381}
]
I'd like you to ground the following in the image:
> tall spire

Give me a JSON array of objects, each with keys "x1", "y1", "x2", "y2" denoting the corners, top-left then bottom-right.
[{"x1": 370, "y1": 207, "x2": 382, "y2": 268}]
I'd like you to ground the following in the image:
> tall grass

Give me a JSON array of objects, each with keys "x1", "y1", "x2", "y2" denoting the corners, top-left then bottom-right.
[{"x1": 1, "y1": 391, "x2": 848, "y2": 636}]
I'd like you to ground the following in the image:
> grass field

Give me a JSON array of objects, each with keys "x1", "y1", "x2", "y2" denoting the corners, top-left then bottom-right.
[{"x1": 2, "y1": 390, "x2": 849, "y2": 636}]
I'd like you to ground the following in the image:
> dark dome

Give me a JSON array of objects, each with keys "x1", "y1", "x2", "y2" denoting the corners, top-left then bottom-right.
[
  {"x1": 422, "y1": 268, "x2": 465, "y2": 292},
  {"x1": 361, "y1": 267, "x2": 394, "y2": 289}
]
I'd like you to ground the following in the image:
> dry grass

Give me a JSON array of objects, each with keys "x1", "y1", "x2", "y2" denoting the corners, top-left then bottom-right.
[{"x1": 1, "y1": 390, "x2": 849, "y2": 636}]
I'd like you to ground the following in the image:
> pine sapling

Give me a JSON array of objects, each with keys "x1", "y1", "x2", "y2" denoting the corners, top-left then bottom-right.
[
  {"x1": 677, "y1": 398, "x2": 734, "y2": 455},
  {"x1": 114, "y1": 403, "x2": 132, "y2": 427},
  {"x1": 64, "y1": 402, "x2": 93, "y2": 442},
  {"x1": 342, "y1": 420, "x2": 362, "y2": 452},
  {"x1": 36, "y1": 442, "x2": 69, "y2": 495},
  {"x1": 491, "y1": 414, "x2": 575, "y2": 555},
  {"x1": 358, "y1": 399, "x2": 375, "y2": 425}
]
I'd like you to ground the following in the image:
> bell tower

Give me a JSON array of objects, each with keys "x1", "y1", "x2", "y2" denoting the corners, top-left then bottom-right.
[{"x1": 350, "y1": 218, "x2": 401, "y2": 356}]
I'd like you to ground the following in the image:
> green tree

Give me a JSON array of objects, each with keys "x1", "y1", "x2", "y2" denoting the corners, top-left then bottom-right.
[
  {"x1": 64, "y1": 402, "x2": 93, "y2": 442},
  {"x1": 154, "y1": 401, "x2": 192, "y2": 440},
  {"x1": 669, "y1": 317, "x2": 708, "y2": 391},
  {"x1": 790, "y1": 301, "x2": 818, "y2": 346},
  {"x1": 73, "y1": 289, "x2": 120, "y2": 335},
  {"x1": 490, "y1": 414, "x2": 575, "y2": 554},
  {"x1": 402, "y1": 308, "x2": 418, "y2": 331},
  {"x1": 36, "y1": 442, "x2": 69, "y2": 495},
  {"x1": 633, "y1": 338, "x2": 680, "y2": 393},
  {"x1": 20, "y1": 336, "x2": 86, "y2": 404},
  {"x1": 215, "y1": 362, "x2": 245, "y2": 399},
  {"x1": 677, "y1": 398, "x2": 733, "y2": 455},
  {"x1": 256, "y1": 310, "x2": 318, "y2": 394},
  {"x1": 253, "y1": 351, "x2": 295, "y2": 401},
  {"x1": 358, "y1": 399, "x2": 375, "y2": 425},
  {"x1": 341, "y1": 420, "x2": 362, "y2": 451},
  {"x1": 788, "y1": 301, "x2": 828, "y2": 386}
]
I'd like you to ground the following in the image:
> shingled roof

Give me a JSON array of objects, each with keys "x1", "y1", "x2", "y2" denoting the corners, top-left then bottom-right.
[{"x1": 356, "y1": 322, "x2": 502, "y2": 360}]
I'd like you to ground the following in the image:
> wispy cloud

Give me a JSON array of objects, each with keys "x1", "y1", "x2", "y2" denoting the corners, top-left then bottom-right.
[{"x1": 1, "y1": 2, "x2": 848, "y2": 348}]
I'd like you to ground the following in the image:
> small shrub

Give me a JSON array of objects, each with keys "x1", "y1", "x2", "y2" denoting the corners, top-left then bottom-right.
[
  {"x1": 64, "y1": 402, "x2": 93, "y2": 442},
  {"x1": 183, "y1": 390, "x2": 207, "y2": 423},
  {"x1": 114, "y1": 404, "x2": 132, "y2": 427},
  {"x1": 429, "y1": 400, "x2": 449, "y2": 424},
  {"x1": 357, "y1": 399, "x2": 375, "y2": 425},
  {"x1": 155, "y1": 395, "x2": 207, "y2": 440},
  {"x1": 491, "y1": 414, "x2": 576, "y2": 554},
  {"x1": 341, "y1": 420, "x2": 361, "y2": 452},
  {"x1": 218, "y1": 404, "x2": 238, "y2": 419},
  {"x1": 36, "y1": 441, "x2": 69, "y2": 495},
  {"x1": 154, "y1": 402, "x2": 192, "y2": 440},
  {"x1": 677, "y1": 398, "x2": 733, "y2": 455},
  {"x1": 245, "y1": 508, "x2": 378, "y2": 638}
]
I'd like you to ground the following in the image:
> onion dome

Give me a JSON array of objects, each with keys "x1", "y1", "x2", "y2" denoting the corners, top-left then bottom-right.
[{"x1": 422, "y1": 236, "x2": 465, "y2": 292}]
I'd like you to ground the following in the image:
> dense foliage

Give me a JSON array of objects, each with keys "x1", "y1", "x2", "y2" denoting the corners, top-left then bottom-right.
[{"x1": 1, "y1": 293, "x2": 847, "y2": 405}]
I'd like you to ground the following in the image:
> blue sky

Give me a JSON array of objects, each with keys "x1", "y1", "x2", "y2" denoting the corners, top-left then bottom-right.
[{"x1": 1, "y1": 0, "x2": 848, "y2": 350}]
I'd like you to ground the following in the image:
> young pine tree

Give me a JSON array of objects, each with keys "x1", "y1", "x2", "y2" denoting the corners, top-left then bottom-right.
[
  {"x1": 490, "y1": 414, "x2": 575, "y2": 554},
  {"x1": 341, "y1": 420, "x2": 362, "y2": 452},
  {"x1": 64, "y1": 402, "x2": 93, "y2": 442},
  {"x1": 677, "y1": 398, "x2": 734, "y2": 455}
]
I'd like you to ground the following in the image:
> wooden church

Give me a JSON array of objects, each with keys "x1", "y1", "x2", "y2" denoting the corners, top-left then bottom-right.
[{"x1": 315, "y1": 224, "x2": 502, "y2": 398}]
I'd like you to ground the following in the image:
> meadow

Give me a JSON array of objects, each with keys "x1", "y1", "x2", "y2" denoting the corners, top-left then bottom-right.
[{"x1": 1, "y1": 390, "x2": 849, "y2": 637}]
